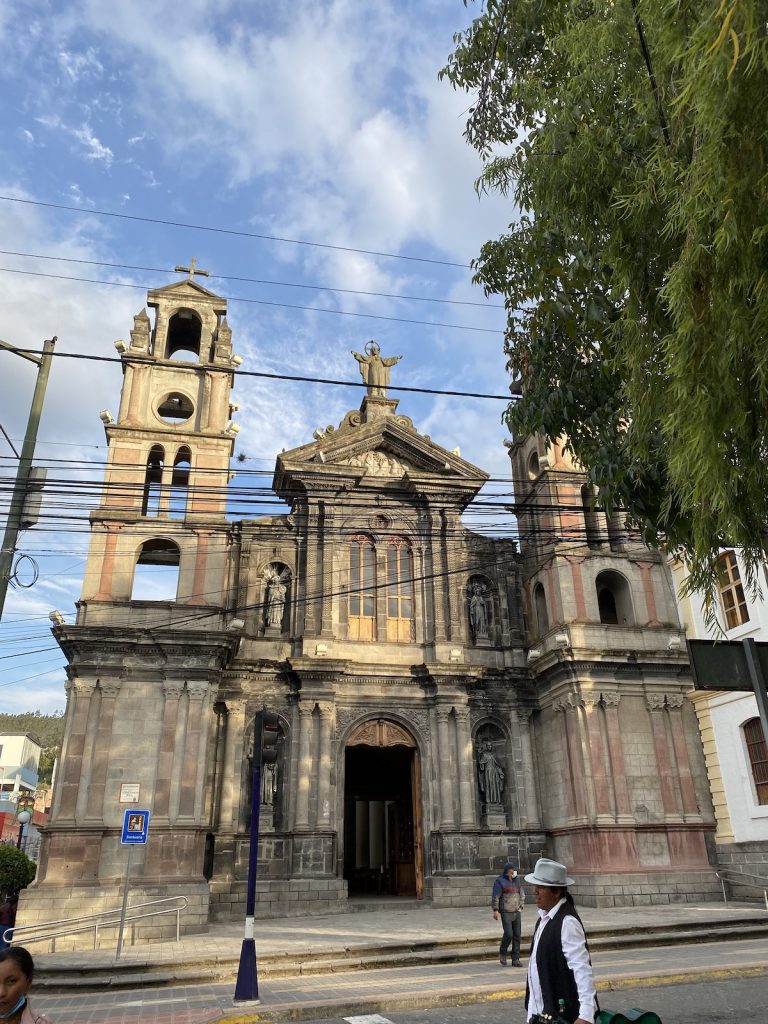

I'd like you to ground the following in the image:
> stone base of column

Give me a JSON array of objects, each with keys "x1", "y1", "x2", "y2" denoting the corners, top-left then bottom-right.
[
  {"x1": 480, "y1": 803, "x2": 507, "y2": 829},
  {"x1": 209, "y1": 876, "x2": 349, "y2": 921}
]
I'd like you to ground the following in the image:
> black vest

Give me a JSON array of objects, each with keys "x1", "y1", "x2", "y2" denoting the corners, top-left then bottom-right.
[{"x1": 525, "y1": 902, "x2": 585, "y2": 1023}]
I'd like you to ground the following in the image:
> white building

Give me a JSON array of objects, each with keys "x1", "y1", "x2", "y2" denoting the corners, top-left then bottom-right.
[
  {"x1": 672, "y1": 550, "x2": 768, "y2": 886},
  {"x1": 0, "y1": 733, "x2": 41, "y2": 805}
]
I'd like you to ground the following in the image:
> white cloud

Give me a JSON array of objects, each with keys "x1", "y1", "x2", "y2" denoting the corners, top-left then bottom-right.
[
  {"x1": 58, "y1": 47, "x2": 103, "y2": 82},
  {"x1": 71, "y1": 124, "x2": 113, "y2": 166}
]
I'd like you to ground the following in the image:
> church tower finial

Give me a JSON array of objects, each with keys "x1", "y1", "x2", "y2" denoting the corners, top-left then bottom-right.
[{"x1": 174, "y1": 256, "x2": 209, "y2": 281}]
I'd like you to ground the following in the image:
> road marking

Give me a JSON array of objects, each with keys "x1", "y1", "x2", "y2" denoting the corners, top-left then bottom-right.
[{"x1": 343, "y1": 1016, "x2": 395, "y2": 1024}]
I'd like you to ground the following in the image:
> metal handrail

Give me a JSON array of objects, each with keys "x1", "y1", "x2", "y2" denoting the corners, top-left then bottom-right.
[
  {"x1": 715, "y1": 869, "x2": 768, "y2": 910},
  {"x1": 3, "y1": 895, "x2": 188, "y2": 951}
]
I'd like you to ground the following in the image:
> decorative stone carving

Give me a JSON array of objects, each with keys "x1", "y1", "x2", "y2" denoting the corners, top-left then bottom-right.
[
  {"x1": 347, "y1": 718, "x2": 416, "y2": 748},
  {"x1": 601, "y1": 691, "x2": 621, "y2": 707},
  {"x1": 646, "y1": 693, "x2": 667, "y2": 712},
  {"x1": 263, "y1": 563, "x2": 292, "y2": 629},
  {"x1": 130, "y1": 308, "x2": 151, "y2": 351},
  {"x1": 477, "y1": 741, "x2": 505, "y2": 804},
  {"x1": 342, "y1": 450, "x2": 413, "y2": 476},
  {"x1": 351, "y1": 341, "x2": 402, "y2": 397},
  {"x1": 666, "y1": 693, "x2": 685, "y2": 709},
  {"x1": 395, "y1": 415, "x2": 414, "y2": 430},
  {"x1": 260, "y1": 762, "x2": 277, "y2": 806}
]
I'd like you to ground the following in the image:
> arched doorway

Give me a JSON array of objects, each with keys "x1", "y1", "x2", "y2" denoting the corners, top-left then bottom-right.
[{"x1": 343, "y1": 719, "x2": 424, "y2": 898}]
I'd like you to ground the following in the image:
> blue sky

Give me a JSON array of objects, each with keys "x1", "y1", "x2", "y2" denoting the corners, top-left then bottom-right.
[{"x1": 0, "y1": 0, "x2": 515, "y2": 714}]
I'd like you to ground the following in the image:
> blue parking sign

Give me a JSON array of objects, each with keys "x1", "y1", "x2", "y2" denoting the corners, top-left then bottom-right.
[{"x1": 121, "y1": 809, "x2": 150, "y2": 844}]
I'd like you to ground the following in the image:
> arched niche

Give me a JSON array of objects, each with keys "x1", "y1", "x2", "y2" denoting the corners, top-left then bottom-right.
[
  {"x1": 595, "y1": 569, "x2": 634, "y2": 625},
  {"x1": 131, "y1": 538, "x2": 180, "y2": 601}
]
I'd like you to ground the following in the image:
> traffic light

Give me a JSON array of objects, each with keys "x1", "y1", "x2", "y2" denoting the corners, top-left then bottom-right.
[{"x1": 255, "y1": 709, "x2": 280, "y2": 767}]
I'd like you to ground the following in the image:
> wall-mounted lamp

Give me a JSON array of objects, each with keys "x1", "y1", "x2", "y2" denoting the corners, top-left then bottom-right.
[
  {"x1": 230, "y1": 355, "x2": 243, "y2": 367},
  {"x1": 48, "y1": 610, "x2": 65, "y2": 625},
  {"x1": 114, "y1": 339, "x2": 128, "y2": 354},
  {"x1": 667, "y1": 636, "x2": 682, "y2": 651},
  {"x1": 227, "y1": 617, "x2": 245, "y2": 632},
  {"x1": 554, "y1": 632, "x2": 570, "y2": 647},
  {"x1": 527, "y1": 647, "x2": 542, "y2": 662},
  {"x1": 99, "y1": 410, "x2": 114, "y2": 425},
  {"x1": 226, "y1": 421, "x2": 241, "y2": 435}
]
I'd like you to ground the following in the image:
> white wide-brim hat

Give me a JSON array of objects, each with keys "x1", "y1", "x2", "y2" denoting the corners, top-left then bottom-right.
[{"x1": 524, "y1": 857, "x2": 574, "y2": 887}]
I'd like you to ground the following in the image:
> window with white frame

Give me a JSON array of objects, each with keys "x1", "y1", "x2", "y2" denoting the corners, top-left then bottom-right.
[{"x1": 717, "y1": 550, "x2": 750, "y2": 630}]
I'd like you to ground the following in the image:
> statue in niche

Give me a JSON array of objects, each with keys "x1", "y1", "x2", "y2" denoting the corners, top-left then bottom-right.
[
  {"x1": 352, "y1": 341, "x2": 402, "y2": 397},
  {"x1": 469, "y1": 580, "x2": 490, "y2": 638},
  {"x1": 264, "y1": 565, "x2": 291, "y2": 629},
  {"x1": 477, "y1": 741, "x2": 505, "y2": 805},
  {"x1": 261, "y1": 762, "x2": 277, "y2": 806}
]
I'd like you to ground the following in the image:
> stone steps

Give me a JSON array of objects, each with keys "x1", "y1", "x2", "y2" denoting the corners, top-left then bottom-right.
[{"x1": 34, "y1": 913, "x2": 768, "y2": 992}]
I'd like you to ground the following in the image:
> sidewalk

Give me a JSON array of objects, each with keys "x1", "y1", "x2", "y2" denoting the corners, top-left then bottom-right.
[{"x1": 26, "y1": 902, "x2": 768, "y2": 1024}]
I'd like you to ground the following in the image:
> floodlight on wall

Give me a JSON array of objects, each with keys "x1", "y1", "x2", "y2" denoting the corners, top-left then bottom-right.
[
  {"x1": 230, "y1": 355, "x2": 243, "y2": 367},
  {"x1": 99, "y1": 410, "x2": 114, "y2": 425},
  {"x1": 667, "y1": 636, "x2": 682, "y2": 651},
  {"x1": 225, "y1": 421, "x2": 241, "y2": 435},
  {"x1": 227, "y1": 617, "x2": 245, "y2": 632},
  {"x1": 114, "y1": 339, "x2": 128, "y2": 353},
  {"x1": 48, "y1": 610, "x2": 65, "y2": 625}
]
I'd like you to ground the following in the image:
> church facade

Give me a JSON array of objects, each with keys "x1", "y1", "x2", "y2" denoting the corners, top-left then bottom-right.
[{"x1": 18, "y1": 276, "x2": 720, "y2": 942}]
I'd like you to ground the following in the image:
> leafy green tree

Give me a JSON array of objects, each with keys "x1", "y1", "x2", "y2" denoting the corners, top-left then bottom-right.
[
  {"x1": 0, "y1": 846, "x2": 35, "y2": 901},
  {"x1": 441, "y1": 1, "x2": 768, "y2": 606}
]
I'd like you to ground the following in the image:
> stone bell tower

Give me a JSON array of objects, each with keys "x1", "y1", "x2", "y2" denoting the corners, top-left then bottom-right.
[
  {"x1": 507, "y1": 432, "x2": 719, "y2": 906},
  {"x1": 22, "y1": 266, "x2": 243, "y2": 938}
]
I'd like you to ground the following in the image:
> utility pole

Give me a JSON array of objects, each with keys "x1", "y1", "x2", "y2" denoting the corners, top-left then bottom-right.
[{"x1": 0, "y1": 337, "x2": 56, "y2": 621}]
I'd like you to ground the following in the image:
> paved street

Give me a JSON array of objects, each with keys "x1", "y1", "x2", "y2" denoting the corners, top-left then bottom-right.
[
  {"x1": 304, "y1": 975, "x2": 768, "y2": 1024},
  {"x1": 28, "y1": 933, "x2": 768, "y2": 1024}
]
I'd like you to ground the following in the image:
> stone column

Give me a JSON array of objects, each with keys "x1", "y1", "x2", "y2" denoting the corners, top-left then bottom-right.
[
  {"x1": 647, "y1": 694, "x2": 680, "y2": 820},
  {"x1": 569, "y1": 560, "x2": 588, "y2": 620},
  {"x1": 514, "y1": 709, "x2": 542, "y2": 829},
  {"x1": 666, "y1": 694, "x2": 701, "y2": 820},
  {"x1": 153, "y1": 680, "x2": 185, "y2": 820},
  {"x1": 320, "y1": 511, "x2": 334, "y2": 636},
  {"x1": 428, "y1": 507, "x2": 448, "y2": 641},
  {"x1": 93, "y1": 523, "x2": 122, "y2": 600},
  {"x1": 581, "y1": 692, "x2": 612, "y2": 822},
  {"x1": 304, "y1": 509, "x2": 320, "y2": 634},
  {"x1": 218, "y1": 699, "x2": 246, "y2": 831},
  {"x1": 315, "y1": 702, "x2": 334, "y2": 828},
  {"x1": 454, "y1": 706, "x2": 476, "y2": 828},
  {"x1": 178, "y1": 682, "x2": 210, "y2": 818},
  {"x1": 189, "y1": 530, "x2": 213, "y2": 605},
  {"x1": 554, "y1": 697, "x2": 587, "y2": 820},
  {"x1": 435, "y1": 706, "x2": 455, "y2": 828},
  {"x1": 638, "y1": 561, "x2": 661, "y2": 625},
  {"x1": 294, "y1": 704, "x2": 314, "y2": 829},
  {"x1": 84, "y1": 680, "x2": 122, "y2": 821},
  {"x1": 602, "y1": 692, "x2": 632, "y2": 821},
  {"x1": 55, "y1": 678, "x2": 97, "y2": 821}
]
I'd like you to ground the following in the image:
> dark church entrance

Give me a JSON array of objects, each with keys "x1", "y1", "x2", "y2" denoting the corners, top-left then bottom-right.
[{"x1": 343, "y1": 719, "x2": 424, "y2": 898}]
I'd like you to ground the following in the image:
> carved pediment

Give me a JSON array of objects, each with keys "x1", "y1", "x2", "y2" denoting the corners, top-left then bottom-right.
[
  {"x1": 338, "y1": 450, "x2": 417, "y2": 477},
  {"x1": 347, "y1": 718, "x2": 416, "y2": 748}
]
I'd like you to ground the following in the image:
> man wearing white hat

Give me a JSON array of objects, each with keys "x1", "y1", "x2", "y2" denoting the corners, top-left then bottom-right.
[{"x1": 524, "y1": 858, "x2": 596, "y2": 1024}]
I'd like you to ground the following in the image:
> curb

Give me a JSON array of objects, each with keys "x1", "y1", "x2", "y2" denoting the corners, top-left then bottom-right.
[{"x1": 213, "y1": 963, "x2": 768, "y2": 1024}]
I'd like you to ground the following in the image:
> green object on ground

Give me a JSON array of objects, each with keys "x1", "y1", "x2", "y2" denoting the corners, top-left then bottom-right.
[{"x1": 597, "y1": 1011, "x2": 662, "y2": 1024}]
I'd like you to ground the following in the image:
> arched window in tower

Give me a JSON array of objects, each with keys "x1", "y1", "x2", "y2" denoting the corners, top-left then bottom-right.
[
  {"x1": 141, "y1": 445, "x2": 164, "y2": 517},
  {"x1": 168, "y1": 447, "x2": 191, "y2": 519},
  {"x1": 716, "y1": 550, "x2": 750, "y2": 630},
  {"x1": 468, "y1": 575, "x2": 494, "y2": 643},
  {"x1": 533, "y1": 582, "x2": 548, "y2": 637},
  {"x1": 386, "y1": 537, "x2": 415, "y2": 641},
  {"x1": 349, "y1": 534, "x2": 376, "y2": 640},
  {"x1": 131, "y1": 539, "x2": 180, "y2": 601},
  {"x1": 166, "y1": 308, "x2": 203, "y2": 361},
  {"x1": 581, "y1": 484, "x2": 602, "y2": 549},
  {"x1": 595, "y1": 570, "x2": 634, "y2": 625},
  {"x1": 743, "y1": 717, "x2": 768, "y2": 805}
]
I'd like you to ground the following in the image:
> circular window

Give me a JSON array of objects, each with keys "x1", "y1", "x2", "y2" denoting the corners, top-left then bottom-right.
[{"x1": 157, "y1": 392, "x2": 194, "y2": 423}]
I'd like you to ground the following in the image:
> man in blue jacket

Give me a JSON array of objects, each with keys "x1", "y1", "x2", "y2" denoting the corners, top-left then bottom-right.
[{"x1": 491, "y1": 861, "x2": 525, "y2": 966}]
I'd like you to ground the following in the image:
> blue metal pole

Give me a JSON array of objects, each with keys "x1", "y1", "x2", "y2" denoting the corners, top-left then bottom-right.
[{"x1": 233, "y1": 762, "x2": 261, "y2": 1003}]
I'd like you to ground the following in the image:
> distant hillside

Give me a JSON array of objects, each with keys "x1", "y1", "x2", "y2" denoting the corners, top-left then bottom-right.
[{"x1": 0, "y1": 711, "x2": 65, "y2": 784}]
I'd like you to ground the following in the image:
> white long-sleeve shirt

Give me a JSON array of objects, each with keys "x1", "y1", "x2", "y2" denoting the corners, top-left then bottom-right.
[{"x1": 526, "y1": 897, "x2": 596, "y2": 1023}]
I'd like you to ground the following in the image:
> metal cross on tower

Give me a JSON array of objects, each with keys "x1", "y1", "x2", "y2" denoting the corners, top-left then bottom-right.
[{"x1": 174, "y1": 257, "x2": 210, "y2": 280}]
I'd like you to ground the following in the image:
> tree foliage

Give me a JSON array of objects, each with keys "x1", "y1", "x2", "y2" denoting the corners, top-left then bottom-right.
[
  {"x1": 441, "y1": 1, "x2": 768, "y2": 604},
  {"x1": 0, "y1": 846, "x2": 35, "y2": 902}
]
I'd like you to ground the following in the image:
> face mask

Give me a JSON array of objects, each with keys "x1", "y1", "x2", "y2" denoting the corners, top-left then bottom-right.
[{"x1": 1, "y1": 996, "x2": 26, "y2": 1019}]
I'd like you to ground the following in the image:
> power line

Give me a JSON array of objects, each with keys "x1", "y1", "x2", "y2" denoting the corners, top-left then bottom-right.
[
  {"x1": 0, "y1": 194, "x2": 472, "y2": 269},
  {"x1": 7, "y1": 346, "x2": 515, "y2": 401},
  {"x1": 0, "y1": 249, "x2": 503, "y2": 310},
  {"x1": 0, "y1": 266, "x2": 504, "y2": 335}
]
